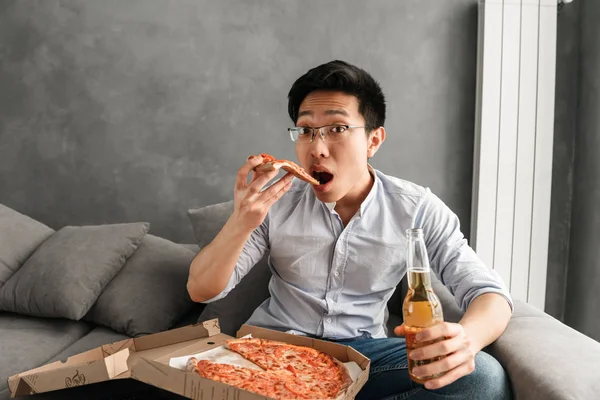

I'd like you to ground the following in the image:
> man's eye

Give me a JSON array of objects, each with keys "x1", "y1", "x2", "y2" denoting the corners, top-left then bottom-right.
[
  {"x1": 298, "y1": 127, "x2": 312, "y2": 135},
  {"x1": 330, "y1": 125, "x2": 348, "y2": 133}
]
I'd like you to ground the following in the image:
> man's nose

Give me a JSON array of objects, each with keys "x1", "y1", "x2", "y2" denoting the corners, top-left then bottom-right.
[{"x1": 309, "y1": 129, "x2": 329, "y2": 158}]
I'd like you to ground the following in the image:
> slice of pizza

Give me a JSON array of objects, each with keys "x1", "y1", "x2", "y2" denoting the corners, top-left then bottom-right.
[
  {"x1": 273, "y1": 341, "x2": 352, "y2": 396},
  {"x1": 224, "y1": 337, "x2": 281, "y2": 370},
  {"x1": 189, "y1": 357, "x2": 303, "y2": 399},
  {"x1": 249, "y1": 153, "x2": 319, "y2": 186},
  {"x1": 191, "y1": 358, "x2": 257, "y2": 388}
]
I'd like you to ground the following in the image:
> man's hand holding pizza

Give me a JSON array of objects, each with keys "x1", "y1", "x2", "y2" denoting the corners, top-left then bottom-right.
[{"x1": 232, "y1": 155, "x2": 294, "y2": 233}]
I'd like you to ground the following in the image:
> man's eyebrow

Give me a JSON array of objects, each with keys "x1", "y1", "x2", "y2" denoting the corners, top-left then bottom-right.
[
  {"x1": 297, "y1": 109, "x2": 349, "y2": 118},
  {"x1": 325, "y1": 109, "x2": 349, "y2": 116},
  {"x1": 297, "y1": 110, "x2": 313, "y2": 118}
]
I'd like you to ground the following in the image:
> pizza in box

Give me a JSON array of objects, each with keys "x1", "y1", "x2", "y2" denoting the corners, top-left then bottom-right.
[{"x1": 186, "y1": 337, "x2": 352, "y2": 399}]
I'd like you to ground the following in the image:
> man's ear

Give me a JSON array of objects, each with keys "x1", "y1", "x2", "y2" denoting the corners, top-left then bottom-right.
[{"x1": 367, "y1": 127, "x2": 386, "y2": 158}]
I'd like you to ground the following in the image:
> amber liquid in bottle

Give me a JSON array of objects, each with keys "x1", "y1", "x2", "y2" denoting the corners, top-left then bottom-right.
[{"x1": 402, "y1": 229, "x2": 445, "y2": 384}]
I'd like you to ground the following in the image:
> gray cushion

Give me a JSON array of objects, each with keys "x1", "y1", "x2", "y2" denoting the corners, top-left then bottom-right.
[
  {"x1": 0, "y1": 223, "x2": 149, "y2": 320},
  {"x1": 188, "y1": 200, "x2": 235, "y2": 248},
  {"x1": 0, "y1": 204, "x2": 54, "y2": 287},
  {"x1": 188, "y1": 201, "x2": 272, "y2": 336},
  {"x1": 0, "y1": 312, "x2": 91, "y2": 392},
  {"x1": 47, "y1": 326, "x2": 131, "y2": 364},
  {"x1": 179, "y1": 243, "x2": 200, "y2": 253},
  {"x1": 85, "y1": 234, "x2": 196, "y2": 337}
]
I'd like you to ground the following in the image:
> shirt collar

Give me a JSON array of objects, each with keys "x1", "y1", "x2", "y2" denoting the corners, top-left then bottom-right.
[
  {"x1": 323, "y1": 164, "x2": 379, "y2": 217},
  {"x1": 324, "y1": 201, "x2": 336, "y2": 211},
  {"x1": 359, "y1": 164, "x2": 378, "y2": 217}
]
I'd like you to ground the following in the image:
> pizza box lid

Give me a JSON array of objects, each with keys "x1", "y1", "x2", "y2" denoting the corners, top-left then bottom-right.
[{"x1": 7, "y1": 319, "x2": 371, "y2": 400}]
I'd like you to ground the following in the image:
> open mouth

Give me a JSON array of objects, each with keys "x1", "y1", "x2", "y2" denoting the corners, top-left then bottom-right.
[{"x1": 312, "y1": 171, "x2": 334, "y2": 185}]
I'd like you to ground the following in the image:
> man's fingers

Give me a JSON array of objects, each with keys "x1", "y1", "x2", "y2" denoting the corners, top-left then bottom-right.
[
  {"x1": 411, "y1": 347, "x2": 473, "y2": 379},
  {"x1": 416, "y1": 322, "x2": 462, "y2": 342},
  {"x1": 264, "y1": 180, "x2": 293, "y2": 207},
  {"x1": 236, "y1": 156, "x2": 266, "y2": 190},
  {"x1": 262, "y1": 173, "x2": 294, "y2": 199},
  {"x1": 409, "y1": 335, "x2": 465, "y2": 361},
  {"x1": 245, "y1": 169, "x2": 280, "y2": 194},
  {"x1": 264, "y1": 174, "x2": 294, "y2": 205},
  {"x1": 393, "y1": 324, "x2": 405, "y2": 337},
  {"x1": 249, "y1": 164, "x2": 278, "y2": 184},
  {"x1": 421, "y1": 357, "x2": 476, "y2": 390}
]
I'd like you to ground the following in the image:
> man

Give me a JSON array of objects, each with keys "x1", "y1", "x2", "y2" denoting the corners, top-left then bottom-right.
[{"x1": 187, "y1": 60, "x2": 513, "y2": 399}]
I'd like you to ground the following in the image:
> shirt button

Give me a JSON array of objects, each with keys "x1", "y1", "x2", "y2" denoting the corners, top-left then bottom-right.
[
  {"x1": 326, "y1": 318, "x2": 332, "y2": 323},
  {"x1": 334, "y1": 271, "x2": 339, "y2": 277}
]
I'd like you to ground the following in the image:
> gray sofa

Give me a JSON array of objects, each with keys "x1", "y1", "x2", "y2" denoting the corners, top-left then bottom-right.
[
  {"x1": 0, "y1": 203, "x2": 205, "y2": 400},
  {"x1": 2, "y1": 200, "x2": 600, "y2": 400}
]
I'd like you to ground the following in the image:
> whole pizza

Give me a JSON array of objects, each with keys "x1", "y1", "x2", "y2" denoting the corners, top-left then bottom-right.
[{"x1": 186, "y1": 337, "x2": 352, "y2": 399}]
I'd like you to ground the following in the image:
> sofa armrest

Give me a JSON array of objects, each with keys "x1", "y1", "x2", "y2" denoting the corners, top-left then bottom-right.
[
  {"x1": 432, "y1": 278, "x2": 600, "y2": 399},
  {"x1": 487, "y1": 299, "x2": 600, "y2": 400}
]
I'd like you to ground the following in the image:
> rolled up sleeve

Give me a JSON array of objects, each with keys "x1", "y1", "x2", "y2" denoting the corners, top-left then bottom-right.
[
  {"x1": 413, "y1": 189, "x2": 514, "y2": 313},
  {"x1": 201, "y1": 217, "x2": 270, "y2": 303}
]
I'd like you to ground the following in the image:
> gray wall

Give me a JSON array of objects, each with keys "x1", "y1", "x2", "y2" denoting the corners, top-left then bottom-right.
[
  {"x1": 565, "y1": 0, "x2": 600, "y2": 341},
  {"x1": 0, "y1": 0, "x2": 479, "y2": 244}
]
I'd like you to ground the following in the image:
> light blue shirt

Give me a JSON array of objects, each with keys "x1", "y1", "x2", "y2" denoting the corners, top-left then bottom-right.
[{"x1": 205, "y1": 168, "x2": 513, "y2": 340}]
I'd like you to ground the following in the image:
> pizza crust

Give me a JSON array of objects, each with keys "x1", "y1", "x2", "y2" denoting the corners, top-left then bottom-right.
[
  {"x1": 331, "y1": 355, "x2": 353, "y2": 393},
  {"x1": 186, "y1": 357, "x2": 199, "y2": 373},
  {"x1": 224, "y1": 337, "x2": 262, "y2": 349}
]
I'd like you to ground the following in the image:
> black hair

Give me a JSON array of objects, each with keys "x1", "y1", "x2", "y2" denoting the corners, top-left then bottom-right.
[{"x1": 287, "y1": 60, "x2": 386, "y2": 131}]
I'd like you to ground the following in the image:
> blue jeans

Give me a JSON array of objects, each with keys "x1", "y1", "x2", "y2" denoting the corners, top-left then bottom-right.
[{"x1": 339, "y1": 337, "x2": 513, "y2": 400}]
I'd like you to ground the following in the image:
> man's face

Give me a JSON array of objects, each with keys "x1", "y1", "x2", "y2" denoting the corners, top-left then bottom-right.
[{"x1": 294, "y1": 90, "x2": 383, "y2": 204}]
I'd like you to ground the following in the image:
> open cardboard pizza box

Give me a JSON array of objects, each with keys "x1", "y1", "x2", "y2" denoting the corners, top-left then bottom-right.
[{"x1": 7, "y1": 319, "x2": 371, "y2": 399}]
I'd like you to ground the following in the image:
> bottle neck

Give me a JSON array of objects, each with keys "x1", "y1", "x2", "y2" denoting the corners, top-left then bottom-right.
[
  {"x1": 407, "y1": 269, "x2": 433, "y2": 290},
  {"x1": 406, "y1": 228, "x2": 432, "y2": 291}
]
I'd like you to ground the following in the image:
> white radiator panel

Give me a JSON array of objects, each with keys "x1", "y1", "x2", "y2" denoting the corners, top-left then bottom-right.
[{"x1": 471, "y1": 0, "x2": 557, "y2": 310}]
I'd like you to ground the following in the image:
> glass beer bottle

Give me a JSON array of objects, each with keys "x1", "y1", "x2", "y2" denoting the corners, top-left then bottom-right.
[{"x1": 402, "y1": 228, "x2": 445, "y2": 384}]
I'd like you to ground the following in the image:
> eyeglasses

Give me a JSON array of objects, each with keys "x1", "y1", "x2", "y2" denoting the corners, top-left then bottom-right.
[{"x1": 288, "y1": 124, "x2": 365, "y2": 143}]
